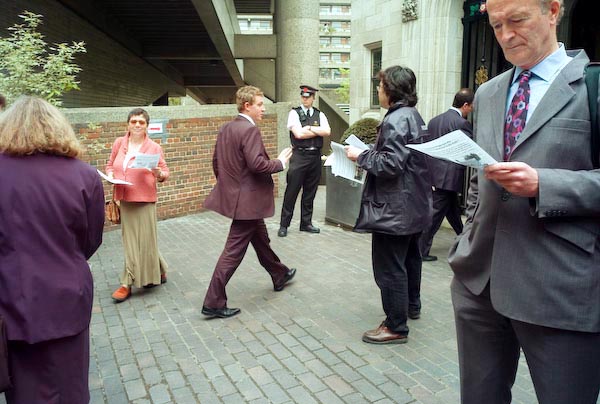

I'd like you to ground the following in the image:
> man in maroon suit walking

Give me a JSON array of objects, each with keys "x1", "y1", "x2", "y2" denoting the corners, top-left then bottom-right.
[{"x1": 202, "y1": 86, "x2": 296, "y2": 318}]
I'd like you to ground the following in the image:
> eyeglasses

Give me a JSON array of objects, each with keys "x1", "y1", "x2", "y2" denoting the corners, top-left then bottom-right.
[{"x1": 129, "y1": 119, "x2": 147, "y2": 125}]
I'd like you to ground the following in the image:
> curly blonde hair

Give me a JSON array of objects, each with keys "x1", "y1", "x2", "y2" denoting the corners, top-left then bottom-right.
[{"x1": 0, "y1": 96, "x2": 82, "y2": 157}]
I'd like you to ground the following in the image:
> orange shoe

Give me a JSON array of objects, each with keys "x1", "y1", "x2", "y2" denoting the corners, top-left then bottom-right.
[{"x1": 112, "y1": 286, "x2": 131, "y2": 303}]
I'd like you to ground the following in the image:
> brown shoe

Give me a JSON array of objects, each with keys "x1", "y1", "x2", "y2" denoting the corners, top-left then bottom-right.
[
  {"x1": 112, "y1": 286, "x2": 131, "y2": 303},
  {"x1": 363, "y1": 321, "x2": 386, "y2": 337},
  {"x1": 362, "y1": 326, "x2": 408, "y2": 344}
]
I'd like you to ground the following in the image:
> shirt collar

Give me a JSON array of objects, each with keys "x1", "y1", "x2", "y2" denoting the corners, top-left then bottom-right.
[
  {"x1": 450, "y1": 107, "x2": 463, "y2": 117},
  {"x1": 513, "y1": 43, "x2": 571, "y2": 84},
  {"x1": 303, "y1": 106, "x2": 312, "y2": 115},
  {"x1": 238, "y1": 113, "x2": 255, "y2": 126}
]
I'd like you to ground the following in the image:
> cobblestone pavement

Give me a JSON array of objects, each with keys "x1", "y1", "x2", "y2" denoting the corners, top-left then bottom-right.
[{"x1": 2, "y1": 187, "x2": 542, "y2": 404}]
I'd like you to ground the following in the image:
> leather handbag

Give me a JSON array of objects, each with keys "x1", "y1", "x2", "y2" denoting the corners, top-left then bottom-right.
[
  {"x1": 105, "y1": 199, "x2": 120, "y2": 224},
  {"x1": 0, "y1": 315, "x2": 12, "y2": 393}
]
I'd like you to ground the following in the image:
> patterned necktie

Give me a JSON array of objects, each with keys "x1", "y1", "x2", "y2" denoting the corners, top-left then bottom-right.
[{"x1": 504, "y1": 70, "x2": 532, "y2": 161}]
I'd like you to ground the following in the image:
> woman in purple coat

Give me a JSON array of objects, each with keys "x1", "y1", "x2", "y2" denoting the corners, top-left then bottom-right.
[{"x1": 0, "y1": 96, "x2": 105, "y2": 403}]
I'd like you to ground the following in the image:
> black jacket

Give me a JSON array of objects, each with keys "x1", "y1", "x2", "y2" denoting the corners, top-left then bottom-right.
[
  {"x1": 425, "y1": 109, "x2": 472, "y2": 192},
  {"x1": 354, "y1": 102, "x2": 432, "y2": 235}
]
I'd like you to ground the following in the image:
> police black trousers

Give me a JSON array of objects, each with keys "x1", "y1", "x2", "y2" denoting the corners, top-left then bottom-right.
[{"x1": 280, "y1": 152, "x2": 321, "y2": 228}]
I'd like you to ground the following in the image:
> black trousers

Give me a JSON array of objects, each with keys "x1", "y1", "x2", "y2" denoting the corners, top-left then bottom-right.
[
  {"x1": 451, "y1": 278, "x2": 600, "y2": 404},
  {"x1": 280, "y1": 151, "x2": 321, "y2": 228},
  {"x1": 372, "y1": 232, "x2": 422, "y2": 335},
  {"x1": 420, "y1": 189, "x2": 463, "y2": 256}
]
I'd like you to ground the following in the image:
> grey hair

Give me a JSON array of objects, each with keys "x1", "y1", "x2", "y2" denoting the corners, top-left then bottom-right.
[{"x1": 541, "y1": 0, "x2": 564, "y2": 23}]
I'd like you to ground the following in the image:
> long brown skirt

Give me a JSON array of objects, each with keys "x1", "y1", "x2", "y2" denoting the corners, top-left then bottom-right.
[{"x1": 119, "y1": 201, "x2": 168, "y2": 288}]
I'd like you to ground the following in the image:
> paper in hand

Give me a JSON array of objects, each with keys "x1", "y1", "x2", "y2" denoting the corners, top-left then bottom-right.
[
  {"x1": 407, "y1": 130, "x2": 497, "y2": 169},
  {"x1": 131, "y1": 153, "x2": 160, "y2": 169},
  {"x1": 97, "y1": 169, "x2": 133, "y2": 185}
]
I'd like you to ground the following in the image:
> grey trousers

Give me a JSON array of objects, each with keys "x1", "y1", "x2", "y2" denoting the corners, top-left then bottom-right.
[{"x1": 451, "y1": 278, "x2": 600, "y2": 404}]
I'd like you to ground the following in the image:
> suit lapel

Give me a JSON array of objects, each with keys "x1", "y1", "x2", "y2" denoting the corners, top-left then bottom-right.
[
  {"x1": 512, "y1": 51, "x2": 587, "y2": 154},
  {"x1": 489, "y1": 69, "x2": 514, "y2": 159},
  {"x1": 513, "y1": 75, "x2": 575, "y2": 150}
]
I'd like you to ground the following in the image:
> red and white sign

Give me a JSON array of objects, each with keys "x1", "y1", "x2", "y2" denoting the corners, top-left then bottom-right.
[{"x1": 147, "y1": 122, "x2": 164, "y2": 135}]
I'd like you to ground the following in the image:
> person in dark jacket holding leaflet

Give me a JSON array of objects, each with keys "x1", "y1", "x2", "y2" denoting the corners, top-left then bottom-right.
[{"x1": 345, "y1": 65, "x2": 432, "y2": 344}]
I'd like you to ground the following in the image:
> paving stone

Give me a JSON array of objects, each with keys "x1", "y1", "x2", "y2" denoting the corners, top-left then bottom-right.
[
  {"x1": 85, "y1": 189, "x2": 543, "y2": 404},
  {"x1": 260, "y1": 382, "x2": 291, "y2": 404},
  {"x1": 148, "y1": 383, "x2": 171, "y2": 404},
  {"x1": 124, "y1": 379, "x2": 147, "y2": 401}
]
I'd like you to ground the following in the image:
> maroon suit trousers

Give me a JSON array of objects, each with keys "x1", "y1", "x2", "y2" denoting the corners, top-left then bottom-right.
[{"x1": 203, "y1": 219, "x2": 289, "y2": 308}]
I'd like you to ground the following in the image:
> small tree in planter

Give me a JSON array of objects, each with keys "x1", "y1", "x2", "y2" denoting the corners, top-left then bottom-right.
[
  {"x1": 326, "y1": 118, "x2": 379, "y2": 228},
  {"x1": 340, "y1": 117, "x2": 379, "y2": 145}
]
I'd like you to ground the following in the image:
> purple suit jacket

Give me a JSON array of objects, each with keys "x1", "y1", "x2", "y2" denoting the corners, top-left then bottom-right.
[
  {"x1": 0, "y1": 153, "x2": 105, "y2": 343},
  {"x1": 203, "y1": 116, "x2": 284, "y2": 220}
]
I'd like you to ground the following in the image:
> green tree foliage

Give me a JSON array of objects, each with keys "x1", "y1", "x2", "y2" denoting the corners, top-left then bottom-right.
[
  {"x1": 335, "y1": 68, "x2": 350, "y2": 104},
  {"x1": 0, "y1": 11, "x2": 86, "y2": 106},
  {"x1": 340, "y1": 118, "x2": 379, "y2": 145}
]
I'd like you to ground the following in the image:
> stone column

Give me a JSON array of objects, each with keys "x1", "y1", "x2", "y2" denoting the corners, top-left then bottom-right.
[{"x1": 275, "y1": 0, "x2": 320, "y2": 104}]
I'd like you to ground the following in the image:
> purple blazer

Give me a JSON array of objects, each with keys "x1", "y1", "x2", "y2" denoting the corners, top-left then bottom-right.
[
  {"x1": 0, "y1": 153, "x2": 105, "y2": 343},
  {"x1": 203, "y1": 116, "x2": 284, "y2": 220}
]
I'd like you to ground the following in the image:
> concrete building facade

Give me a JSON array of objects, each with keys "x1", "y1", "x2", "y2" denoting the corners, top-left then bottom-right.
[
  {"x1": 349, "y1": 0, "x2": 465, "y2": 124},
  {"x1": 318, "y1": 1, "x2": 351, "y2": 89},
  {"x1": 349, "y1": 0, "x2": 599, "y2": 124}
]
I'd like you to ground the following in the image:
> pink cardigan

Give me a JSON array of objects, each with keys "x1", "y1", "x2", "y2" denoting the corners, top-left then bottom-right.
[{"x1": 106, "y1": 134, "x2": 169, "y2": 202}]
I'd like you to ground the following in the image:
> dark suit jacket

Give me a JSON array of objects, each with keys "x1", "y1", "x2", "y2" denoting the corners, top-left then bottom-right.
[
  {"x1": 426, "y1": 109, "x2": 473, "y2": 192},
  {"x1": 203, "y1": 115, "x2": 284, "y2": 220},
  {"x1": 448, "y1": 50, "x2": 600, "y2": 332},
  {"x1": 0, "y1": 153, "x2": 105, "y2": 343}
]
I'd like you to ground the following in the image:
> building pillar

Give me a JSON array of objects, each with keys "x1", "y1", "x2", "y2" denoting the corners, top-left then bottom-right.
[{"x1": 275, "y1": 0, "x2": 320, "y2": 104}]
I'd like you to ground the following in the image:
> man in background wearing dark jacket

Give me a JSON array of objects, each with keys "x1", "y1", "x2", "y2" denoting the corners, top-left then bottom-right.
[{"x1": 420, "y1": 88, "x2": 473, "y2": 262}]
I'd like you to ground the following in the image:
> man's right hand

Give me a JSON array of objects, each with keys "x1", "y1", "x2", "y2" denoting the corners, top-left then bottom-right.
[{"x1": 278, "y1": 147, "x2": 293, "y2": 164}]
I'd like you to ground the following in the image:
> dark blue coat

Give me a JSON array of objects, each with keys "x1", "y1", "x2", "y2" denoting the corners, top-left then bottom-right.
[
  {"x1": 354, "y1": 102, "x2": 432, "y2": 235},
  {"x1": 425, "y1": 109, "x2": 473, "y2": 192}
]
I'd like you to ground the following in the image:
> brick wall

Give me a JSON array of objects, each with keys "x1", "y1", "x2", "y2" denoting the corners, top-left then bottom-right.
[{"x1": 65, "y1": 104, "x2": 292, "y2": 226}]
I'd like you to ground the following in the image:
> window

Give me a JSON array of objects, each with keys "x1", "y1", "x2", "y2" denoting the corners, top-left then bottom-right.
[
  {"x1": 332, "y1": 69, "x2": 342, "y2": 79},
  {"x1": 371, "y1": 47, "x2": 382, "y2": 107},
  {"x1": 320, "y1": 37, "x2": 330, "y2": 47},
  {"x1": 320, "y1": 53, "x2": 330, "y2": 63},
  {"x1": 331, "y1": 53, "x2": 342, "y2": 62},
  {"x1": 320, "y1": 69, "x2": 330, "y2": 79}
]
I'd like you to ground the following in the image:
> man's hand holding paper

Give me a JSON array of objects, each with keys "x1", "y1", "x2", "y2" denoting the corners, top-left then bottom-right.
[{"x1": 484, "y1": 162, "x2": 539, "y2": 197}]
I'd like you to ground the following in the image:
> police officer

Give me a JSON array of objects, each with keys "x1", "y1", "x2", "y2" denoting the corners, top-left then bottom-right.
[{"x1": 278, "y1": 85, "x2": 331, "y2": 237}]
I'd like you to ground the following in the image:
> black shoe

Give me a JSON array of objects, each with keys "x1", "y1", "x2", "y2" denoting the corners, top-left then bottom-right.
[
  {"x1": 422, "y1": 255, "x2": 437, "y2": 262},
  {"x1": 274, "y1": 268, "x2": 297, "y2": 291},
  {"x1": 277, "y1": 227, "x2": 287, "y2": 237},
  {"x1": 201, "y1": 306, "x2": 241, "y2": 318},
  {"x1": 408, "y1": 310, "x2": 421, "y2": 320},
  {"x1": 299, "y1": 224, "x2": 320, "y2": 233}
]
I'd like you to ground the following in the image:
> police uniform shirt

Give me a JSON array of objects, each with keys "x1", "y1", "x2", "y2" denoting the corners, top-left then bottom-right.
[{"x1": 286, "y1": 107, "x2": 331, "y2": 136}]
